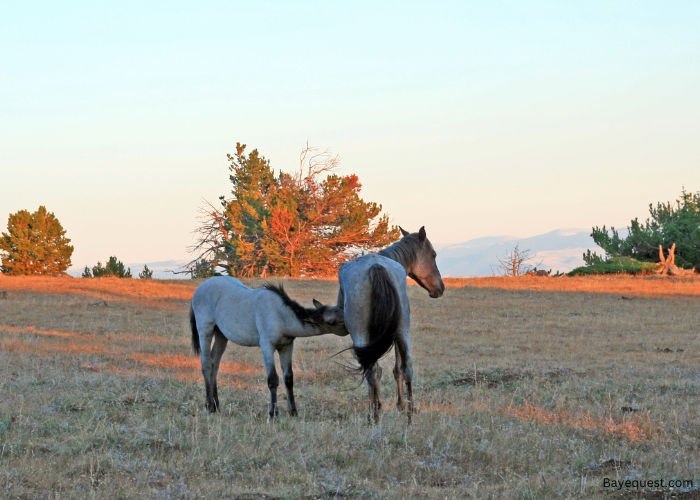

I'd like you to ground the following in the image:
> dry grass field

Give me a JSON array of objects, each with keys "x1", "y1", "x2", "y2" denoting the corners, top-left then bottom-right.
[{"x1": 1, "y1": 274, "x2": 699, "y2": 499}]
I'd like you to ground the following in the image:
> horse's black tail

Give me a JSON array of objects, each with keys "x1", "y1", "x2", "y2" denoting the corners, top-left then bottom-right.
[
  {"x1": 190, "y1": 305, "x2": 201, "y2": 355},
  {"x1": 353, "y1": 264, "x2": 401, "y2": 380}
]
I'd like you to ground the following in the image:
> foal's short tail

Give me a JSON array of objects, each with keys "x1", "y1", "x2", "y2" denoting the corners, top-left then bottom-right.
[
  {"x1": 353, "y1": 264, "x2": 401, "y2": 380},
  {"x1": 189, "y1": 305, "x2": 201, "y2": 356}
]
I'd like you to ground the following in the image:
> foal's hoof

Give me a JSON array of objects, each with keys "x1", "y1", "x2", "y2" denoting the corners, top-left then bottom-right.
[
  {"x1": 396, "y1": 401, "x2": 405, "y2": 412},
  {"x1": 289, "y1": 409, "x2": 298, "y2": 417}
]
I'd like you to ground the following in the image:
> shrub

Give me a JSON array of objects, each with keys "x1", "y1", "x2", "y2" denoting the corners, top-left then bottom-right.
[
  {"x1": 82, "y1": 256, "x2": 132, "y2": 278},
  {"x1": 138, "y1": 264, "x2": 154, "y2": 279},
  {"x1": 568, "y1": 257, "x2": 658, "y2": 276}
]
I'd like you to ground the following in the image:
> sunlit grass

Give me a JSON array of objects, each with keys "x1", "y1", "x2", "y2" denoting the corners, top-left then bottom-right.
[{"x1": 0, "y1": 275, "x2": 699, "y2": 498}]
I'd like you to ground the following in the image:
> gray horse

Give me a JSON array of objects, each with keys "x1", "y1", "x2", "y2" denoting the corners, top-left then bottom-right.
[
  {"x1": 338, "y1": 226, "x2": 444, "y2": 423},
  {"x1": 189, "y1": 277, "x2": 346, "y2": 418}
]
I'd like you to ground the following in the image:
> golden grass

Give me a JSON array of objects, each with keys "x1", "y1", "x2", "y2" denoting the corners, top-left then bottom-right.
[
  {"x1": 1, "y1": 275, "x2": 699, "y2": 498},
  {"x1": 443, "y1": 274, "x2": 700, "y2": 300}
]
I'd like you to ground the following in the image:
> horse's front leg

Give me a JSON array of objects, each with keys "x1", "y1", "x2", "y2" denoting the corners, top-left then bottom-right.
[
  {"x1": 367, "y1": 363, "x2": 382, "y2": 424},
  {"x1": 278, "y1": 342, "x2": 297, "y2": 416},
  {"x1": 393, "y1": 344, "x2": 405, "y2": 411},
  {"x1": 260, "y1": 343, "x2": 279, "y2": 421}
]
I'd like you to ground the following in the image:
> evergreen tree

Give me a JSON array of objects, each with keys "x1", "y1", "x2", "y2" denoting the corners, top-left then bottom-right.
[
  {"x1": 0, "y1": 206, "x2": 73, "y2": 275},
  {"x1": 190, "y1": 143, "x2": 400, "y2": 277},
  {"x1": 220, "y1": 143, "x2": 277, "y2": 277},
  {"x1": 590, "y1": 189, "x2": 700, "y2": 269},
  {"x1": 190, "y1": 259, "x2": 221, "y2": 279},
  {"x1": 138, "y1": 264, "x2": 154, "y2": 279},
  {"x1": 87, "y1": 256, "x2": 132, "y2": 278}
]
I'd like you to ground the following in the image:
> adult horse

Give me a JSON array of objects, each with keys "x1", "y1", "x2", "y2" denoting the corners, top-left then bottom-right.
[
  {"x1": 338, "y1": 226, "x2": 444, "y2": 423},
  {"x1": 190, "y1": 277, "x2": 346, "y2": 419}
]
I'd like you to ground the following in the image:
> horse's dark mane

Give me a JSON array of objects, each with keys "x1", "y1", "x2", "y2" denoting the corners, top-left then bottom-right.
[
  {"x1": 263, "y1": 283, "x2": 321, "y2": 324},
  {"x1": 378, "y1": 234, "x2": 421, "y2": 269}
]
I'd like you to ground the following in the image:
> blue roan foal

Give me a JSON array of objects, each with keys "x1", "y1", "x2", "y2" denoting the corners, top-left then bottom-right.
[{"x1": 189, "y1": 277, "x2": 346, "y2": 418}]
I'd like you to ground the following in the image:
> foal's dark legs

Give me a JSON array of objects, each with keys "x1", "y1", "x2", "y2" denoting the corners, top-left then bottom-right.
[
  {"x1": 278, "y1": 343, "x2": 298, "y2": 416},
  {"x1": 201, "y1": 325, "x2": 228, "y2": 413},
  {"x1": 261, "y1": 343, "x2": 279, "y2": 421},
  {"x1": 208, "y1": 328, "x2": 228, "y2": 412}
]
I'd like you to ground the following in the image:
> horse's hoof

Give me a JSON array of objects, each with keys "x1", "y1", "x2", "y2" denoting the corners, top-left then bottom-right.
[
  {"x1": 396, "y1": 402, "x2": 405, "y2": 412},
  {"x1": 289, "y1": 409, "x2": 298, "y2": 417}
]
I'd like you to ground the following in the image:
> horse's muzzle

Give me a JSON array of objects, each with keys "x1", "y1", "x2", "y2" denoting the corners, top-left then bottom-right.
[{"x1": 429, "y1": 285, "x2": 444, "y2": 298}]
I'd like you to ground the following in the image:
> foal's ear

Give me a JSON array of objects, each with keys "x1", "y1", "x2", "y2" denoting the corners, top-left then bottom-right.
[
  {"x1": 418, "y1": 226, "x2": 426, "y2": 242},
  {"x1": 400, "y1": 226, "x2": 410, "y2": 237},
  {"x1": 312, "y1": 298, "x2": 323, "y2": 309}
]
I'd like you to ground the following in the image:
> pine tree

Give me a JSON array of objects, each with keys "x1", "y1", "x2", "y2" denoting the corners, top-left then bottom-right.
[
  {"x1": 138, "y1": 264, "x2": 154, "y2": 279},
  {"x1": 88, "y1": 256, "x2": 132, "y2": 278},
  {"x1": 220, "y1": 143, "x2": 277, "y2": 277},
  {"x1": 189, "y1": 143, "x2": 400, "y2": 277},
  {"x1": 0, "y1": 206, "x2": 74, "y2": 275},
  {"x1": 590, "y1": 189, "x2": 700, "y2": 269}
]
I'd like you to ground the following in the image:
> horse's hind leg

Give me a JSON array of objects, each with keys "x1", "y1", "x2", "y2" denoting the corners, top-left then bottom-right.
[
  {"x1": 393, "y1": 344, "x2": 405, "y2": 411},
  {"x1": 278, "y1": 342, "x2": 297, "y2": 416},
  {"x1": 210, "y1": 327, "x2": 228, "y2": 412},
  {"x1": 367, "y1": 363, "x2": 382, "y2": 424},
  {"x1": 260, "y1": 343, "x2": 279, "y2": 421},
  {"x1": 403, "y1": 351, "x2": 415, "y2": 425}
]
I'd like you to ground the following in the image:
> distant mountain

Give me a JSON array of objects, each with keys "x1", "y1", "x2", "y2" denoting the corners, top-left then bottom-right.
[{"x1": 436, "y1": 228, "x2": 602, "y2": 277}]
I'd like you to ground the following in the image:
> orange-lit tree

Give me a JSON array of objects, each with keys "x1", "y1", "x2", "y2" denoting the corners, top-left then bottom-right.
[
  {"x1": 0, "y1": 206, "x2": 74, "y2": 275},
  {"x1": 189, "y1": 143, "x2": 399, "y2": 277}
]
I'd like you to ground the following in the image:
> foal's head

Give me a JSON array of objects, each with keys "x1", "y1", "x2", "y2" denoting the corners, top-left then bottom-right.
[
  {"x1": 264, "y1": 283, "x2": 347, "y2": 335},
  {"x1": 310, "y1": 299, "x2": 347, "y2": 336}
]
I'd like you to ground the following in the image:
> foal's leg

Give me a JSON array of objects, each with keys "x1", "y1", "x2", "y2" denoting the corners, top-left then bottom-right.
[
  {"x1": 209, "y1": 327, "x2": 229, "y2": 412},
  {"x1": 393, "y1": 344, "x2": 405, "y2": 411},
  {"x1": 260, "y1": 343, "x2": 279, "y2": 421},
  {"x1": 197, "y1": 323, "x2": 218, "y2": 412},
  {"x1": 366, "y1": 362, "x2": 383, "y2": 424},
  {"x1": 278, "y1": 342, "x2": 297, "y2": 416}
]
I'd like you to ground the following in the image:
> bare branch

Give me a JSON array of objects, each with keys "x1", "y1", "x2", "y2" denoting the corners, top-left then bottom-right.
[{"x1": 491, "y1": 244, "x2": 542, "y2": 277}]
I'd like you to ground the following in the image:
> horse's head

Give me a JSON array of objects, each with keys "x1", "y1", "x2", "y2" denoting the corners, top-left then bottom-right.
[
  {"x1": 311, "y1": 299, "x2": 348, "y2": 336},
  {"x1": 400, "y1": 226, "x2": 445, "y2": 299}
]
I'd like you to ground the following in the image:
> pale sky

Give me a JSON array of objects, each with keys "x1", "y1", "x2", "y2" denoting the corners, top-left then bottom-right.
[{"x1": 2, "y1": 1, "x2": 699, "y2": 273}]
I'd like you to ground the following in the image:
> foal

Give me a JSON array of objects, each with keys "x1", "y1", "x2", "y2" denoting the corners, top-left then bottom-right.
[{"x1": 190, "y1": 277, "x2": 346, "y2": 418}]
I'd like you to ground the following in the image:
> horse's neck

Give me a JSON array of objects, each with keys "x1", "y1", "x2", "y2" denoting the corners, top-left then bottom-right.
[{"x1": 378, "y1": 242, "x2": 414, "y2": 275}]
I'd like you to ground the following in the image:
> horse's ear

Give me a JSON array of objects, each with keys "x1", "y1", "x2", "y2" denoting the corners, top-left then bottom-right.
[
  {"x1": 312, "y1": 298, "x2": 323, "y2": 309},
  {"x1": 418, "y1": 226, "x2": 426, "y2": 242},
  {"x1": 400, "y1": 226, "x2": 410, "y2": 237}
]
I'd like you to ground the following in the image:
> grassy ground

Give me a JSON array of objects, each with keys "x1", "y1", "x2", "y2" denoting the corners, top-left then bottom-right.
[{"x1": 0, "y1": 275, "x2": 699, "y2": 499}]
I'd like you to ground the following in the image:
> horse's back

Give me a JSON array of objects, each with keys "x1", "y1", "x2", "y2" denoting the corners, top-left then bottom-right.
[
  {"x1": 338, "y1": 254, "x2": 408, "y2": 343},
  {"x1": 191, "y1": 276, "x2": 262, "y2": 346},
  {"x1": 339, "y1": 254, "x2": 406, "y2": 295}
]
